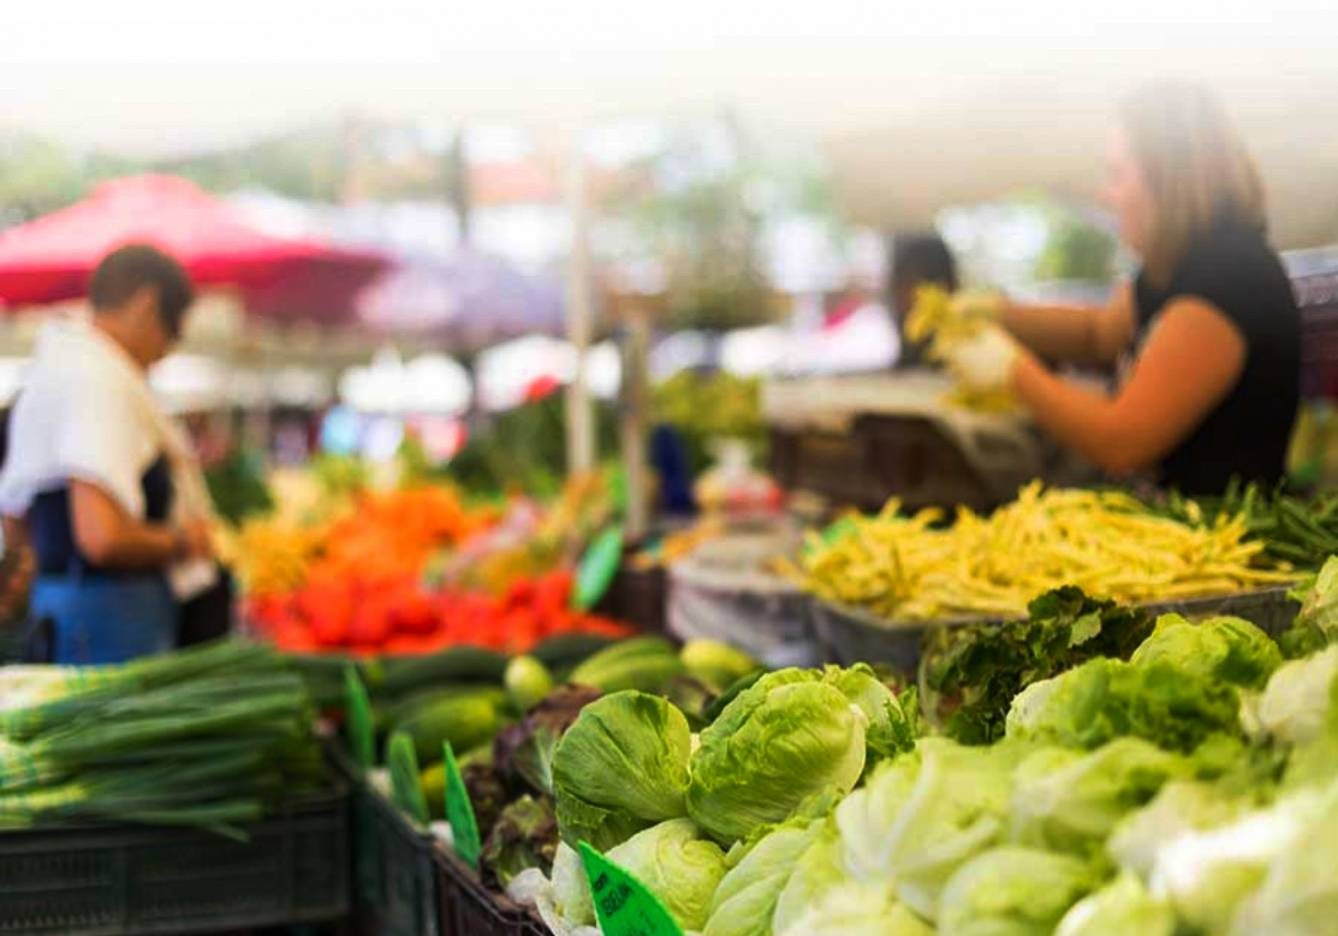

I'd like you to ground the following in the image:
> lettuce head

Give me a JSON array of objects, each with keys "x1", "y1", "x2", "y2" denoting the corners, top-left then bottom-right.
[
  {"x1": 1054, "y1": 873, "x2": 1175, "y2": 936},
  {"x1": 771, "y1": 817, "x2": 848, "y2": 935},
  {"x1": 1131, "y1": 614, "x2": 1281, "y2": 689},
  {"x1": 687, "y1": 669, "x2": 868, "y2": 845},
  {"x1": 836, "y1": 751, "x2": 922, "y2": 881},
  {"x1": 1228, "y1": 780, "x2": 1338, "y2": 936},
  {"x1": 1107, "y1": 779, "x2": 1248, "y2": 879},
  {"x1": 605, "y1": 818, "x2": 727, "y2": 931},
  {"x1": 1248, "y1": 644, "x2": 1338, "y2": 747},
  {"x1": 552, "y1": 690, "x2": 691, "y2": 851},
  {"x1": 775, "y1": 883, "x2": 933, "y2": 936},
  {"x1": 1009, "y1": 737, "x2": 1192, "y2": 854},
  {"x1": 884, "y1": 738, "x2": 1027, "y2": 921},
  {"x1": 939, "y1": 846, "x2": 1099, "y2": 936},
  {"x1": 703, "y1": 816, "x2": 827, "y2": 936},
  {"x1": 1005, "y1": 657, "x2": 1240, "y2": 752}
]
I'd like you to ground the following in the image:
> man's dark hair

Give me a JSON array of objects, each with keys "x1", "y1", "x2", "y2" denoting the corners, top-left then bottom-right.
[
  {"x1": 89, "y1": 243, "x2": 195, "y2": 336},
  {"x1": 888, "y1": 232, "x2": 959, "y2": 301}
]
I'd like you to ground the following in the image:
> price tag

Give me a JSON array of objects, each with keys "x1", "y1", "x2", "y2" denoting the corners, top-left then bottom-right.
[
  {"x1": 443, "y1": 742, "x2": 482, "y2": 868},
  {"x1": 579, "y1": 841, "x2": 684, "y2": 936},
  {"x1": 343, "y1": 664, "x2": 375, "y2": 770}
]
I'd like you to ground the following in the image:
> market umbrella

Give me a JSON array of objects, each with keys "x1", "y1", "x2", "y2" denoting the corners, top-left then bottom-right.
[
  {"x1": 0, "y1": 175, "x2": 389, "y2": 322},
  {"x1": 355, "y1": 247, "x2": 564, "y2": 349}
]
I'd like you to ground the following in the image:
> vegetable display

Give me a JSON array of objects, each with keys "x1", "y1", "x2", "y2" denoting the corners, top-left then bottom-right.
[
  {"x1": 445, "y1": 584, "x2": 1338, "y2": 936},
  {"x1": 788, "y1": 484, "x2": 1294, "y2": 620}
]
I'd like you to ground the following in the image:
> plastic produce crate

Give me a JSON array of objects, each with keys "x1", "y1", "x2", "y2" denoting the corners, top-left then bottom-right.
[
  {"x1": 0, "y1": 785, "x2": 349, "y2": 936},
  {"x1": 815, "y1": 585, "x2": 1301, "y2": 675},
  {"x1": 334, "y1": 749, "x2": 440, "y2": 936},
  {"x1": 435, "y1": 844, "x2": 545, "y2": 936}
]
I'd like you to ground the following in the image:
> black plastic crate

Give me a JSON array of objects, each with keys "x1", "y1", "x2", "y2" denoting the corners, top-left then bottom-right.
[
  {"x1": 0, "y1": 785, "x2": 349, "y2": 936},
  {"x1": 435, "y1": 845, "x2": 542, "y2": 936},
  {"x1": 335, "y1": 749, "x2": 440, "y2": 936}
]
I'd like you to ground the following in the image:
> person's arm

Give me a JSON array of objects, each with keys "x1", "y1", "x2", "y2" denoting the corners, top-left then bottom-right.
[
  {"x1": 1002, "y1": 282, "x2": 1137, "y2": 367},
  {"x1": 69, "y1": 479, "x2": 208, "y2": 570},
  {"x1": 1011, "y1": 297, "x2": 1246, "y2": 476}
]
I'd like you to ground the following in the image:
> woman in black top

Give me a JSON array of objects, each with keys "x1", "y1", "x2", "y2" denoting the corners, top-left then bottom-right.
[{"x1": 945, "y1": 81, "x2": 1301, "y2": 495}]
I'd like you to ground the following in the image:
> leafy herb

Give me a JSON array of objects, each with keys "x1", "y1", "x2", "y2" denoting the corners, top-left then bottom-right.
[{"x1": 919, "y1": 587, "x2": 1153, "y2": 744}]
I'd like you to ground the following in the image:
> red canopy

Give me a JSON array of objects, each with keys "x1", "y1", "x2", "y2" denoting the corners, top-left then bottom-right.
[{"x1": 0, "y1": 175, "x2": 388, "y2": 323}]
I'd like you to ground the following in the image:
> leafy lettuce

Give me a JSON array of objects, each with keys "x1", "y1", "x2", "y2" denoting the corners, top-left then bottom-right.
[
  {"x1": 1130, "y1": 613, "x2": 1281, "y2": 689},
  {"x1": 938, "y1": 846, "x2": 1098, "y2": 936}
]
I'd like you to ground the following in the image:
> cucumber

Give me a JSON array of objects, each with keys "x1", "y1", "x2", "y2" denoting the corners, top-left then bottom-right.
[
  {"x1": 368, "y1": 646, "x2": 510, "y2": 698},
  {"x1": 392, "y1": 689, "x2": 511, "y2": 764},
  {"x1": 567, "y1": 636, "x2": 684, "y2": 693},
  {"x1": 530, "y1": 632, "x2": 622, "y2": 669}
]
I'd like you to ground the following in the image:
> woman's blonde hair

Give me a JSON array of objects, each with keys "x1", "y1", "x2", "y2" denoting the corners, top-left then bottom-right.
[{"x1": 1120, "y1": 81, "x2": 1266, "y2": 288}]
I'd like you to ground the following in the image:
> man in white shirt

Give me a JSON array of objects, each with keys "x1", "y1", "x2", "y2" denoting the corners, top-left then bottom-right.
[{"x1": 0, "y1": 244, "x2": 213, "y2": 662}]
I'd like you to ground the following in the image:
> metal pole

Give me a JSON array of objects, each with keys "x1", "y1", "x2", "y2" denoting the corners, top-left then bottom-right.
[
  {"x1": 564, "y1": 132, "x2": 595, "y2": 474},
  {"x1": 620, "y1": 303, "x2": 652, "y2": 542}
]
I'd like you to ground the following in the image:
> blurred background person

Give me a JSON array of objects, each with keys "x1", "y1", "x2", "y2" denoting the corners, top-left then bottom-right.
[
  {"x1": 888, "y1": 231, "x2": 960, "y2": 368},
  {"x1": 947, "y1": 81, "x2": 1300, "y2": 495},
  {"x1": 0, "y1": 244, "x2": 217, "y2": 663}
]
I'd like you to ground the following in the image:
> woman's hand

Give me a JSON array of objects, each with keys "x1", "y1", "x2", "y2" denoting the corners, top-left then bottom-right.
[{"x1": 945, "y1": 324, "x2": 1024, "y2": 389}]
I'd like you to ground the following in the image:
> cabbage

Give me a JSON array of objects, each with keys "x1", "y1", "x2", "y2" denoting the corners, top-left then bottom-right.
[
  {"x1": 1131, "y1": 614, "x2": 1281, "y2": 689},
  {"x1": 1151, "y1": 787, "x2": 1324, "y2": 934},
  {"x1": 1009, "y1": 737, "x2": 1191, "y2": 854},
  {"x1": 687, "y1": 669, "x2": 867, "y2": 844},
  {"x1": 1005, "y1": 657, "x2": 1240, "y2": 752},
  {"x1": 1249, "y1": 644, "x2": 1338, "y2": 746},
  {"x1": 775, "y1": 883, "x2": 933, "y2": 936},
  {"x1": 1229, "y1": 781, "x2": 1338, "y2": 935},
  {"x1": 702, "y1": 817, "x2": 827, "y2": 936},
  {"x1": 1107, "y1": 780, "x2": 1247, "y2": 878},
  {"x1": 884, "y1": 738, "x2": 1026, "y2": 920},
  {"x1": 606, "y1": 818, "x2": 727, "y2": 931},
  {"x1": 552, "y1": 691, "x2": 691, "y2": 851},
  {"x1": 938, "y1": 846, "x2": 1098, "y2": 936},
  {"x1": 1277, "y1": 556, "x2": 1338, "y2": 658},
  {"x1": 1055, "y1": 874, "x2": 1175, "y2": 936},
  {"x1": 771, "y1": 817, "x2": 848, "y2": 934}
]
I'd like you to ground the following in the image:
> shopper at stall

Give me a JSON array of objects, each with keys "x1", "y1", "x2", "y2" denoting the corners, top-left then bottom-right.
[
  {"x1": 947, "y1": 81, "x2": 1300, "y2": 495},
  {"x1": 0, "y1": 244, "x2": 216, "y2": 663},
  {"x1": 888, "y1": 231, "x2": 960, "y2": 367}
]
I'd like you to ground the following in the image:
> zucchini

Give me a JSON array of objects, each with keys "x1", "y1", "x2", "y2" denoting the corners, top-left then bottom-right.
[
  {"x1": 530, "y1": 632, "x2": 622, "y2": 669},
  {"x1": 567, "y1": 636, "x2": 684, "y2": 693},
  {"x1": 367, "y1": 646, "x2": 510, "y2": 698},
  {"x1": 392, "y1": 689, "x2": 511, "y2": 764}
]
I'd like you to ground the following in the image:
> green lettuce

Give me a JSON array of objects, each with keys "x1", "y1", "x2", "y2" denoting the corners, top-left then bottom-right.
[
  {"x1": 938, "y1": 846, "x2": 1098, "y2": 936},
  {"x1": 1277, "y1": 556, "x2": 1338, "y2": 658},
  {"x1": 884, "y1": 738, "x2": 1027, "y2": 921},
  {"x1": 606, "y1": 818, "x2": 727, "y2": 931},
  {"x1": 1107, "y1": 780, "x2": 1248, "y2": 879},
  {"x1": 687, "y1": 669, "x2": 868, "y2": 845},
  {"x1": 1054, "y1": 873, "x2": 1175, "y2": 936},
  {"x1": 775, "y1": 883, "x2": 933, "y2": 936},
  {"x1": 771, "y1": 817, "x2": 847, "y2": 935},
  {"x1": 1005, "y1": 657, "x2": 1240, "y2": 752},
  {"x1": 547, "y1": 841, "x2": 594, "y2": 927},
  {"x1": 1131, "y1": 613, "x2": 1281, "y2": 689},
  {"x1": 703, "y1": 816, "x2": 827, "y2": 936},
  {"x1": 1248, "y1": 644, "x2": 1338, "y2": 746},
  {"x1": 918, "y1": 587, "x2": 1153, "y2": 744},
  {"x1": 1009, "y1": 737, "x2": 1191, "y2": 854},
  {"x1": 836, "y1": 751, "x2": 922, "y2": 881},
  {"x1": 1150, "y1": 787, "x2": 1325, "y2": 934},
  {"x1": 552, "y1": 690, "x2": 691, "y2": 851},
  {"x1": 824, "y1": 664, "x2": 920, "y2": 764},
  {"x1": 1229, "y1": 781, "x2": 1338, "y2": 935}
]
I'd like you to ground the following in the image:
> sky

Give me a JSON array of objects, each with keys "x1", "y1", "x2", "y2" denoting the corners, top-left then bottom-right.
[{"x1": 5, "y1": 0, "x2": 1337, "y2": 154}]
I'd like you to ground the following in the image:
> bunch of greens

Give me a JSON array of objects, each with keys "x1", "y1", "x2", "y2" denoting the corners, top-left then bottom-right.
[
  {"x1": 919, "y1": 588, "x2": 1154, "y2": 744},
  {"x1": 0, "y1": 640, "x2": 324, "y2": 836}
]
